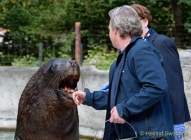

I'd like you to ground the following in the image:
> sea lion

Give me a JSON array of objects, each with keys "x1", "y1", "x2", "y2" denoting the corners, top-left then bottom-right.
[{"x1": 15, "y1": 59, "x2": 80, "y2": 140}]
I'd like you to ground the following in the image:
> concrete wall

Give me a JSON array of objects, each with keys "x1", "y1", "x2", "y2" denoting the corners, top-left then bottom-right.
[
  {"x1": 179, "y1": 50, "x2": 191, "y2": 139},
  {"x1": 0, "y1": 49, "x2": 191, "y2": 139}
]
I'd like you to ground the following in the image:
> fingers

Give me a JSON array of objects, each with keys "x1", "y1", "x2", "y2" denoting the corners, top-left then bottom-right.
[
  {"x1": 109, "y1": 116, "x2": 125, "y2": 124},
  {"x1": 109, "y1": 107, "x2": 125, "y2": 124},
  {"x1": 72, "y1": 92, "x2": 79, "y2": 105},
  {"x1": 110, "y1": 107, "x2": 114, "y2": 114},
  {"x1": 109, "y1": 115, "x2": 125, "y2": 124},
  {"x1": 72, "y1": 91, "x2": 85, "y2": 105}
]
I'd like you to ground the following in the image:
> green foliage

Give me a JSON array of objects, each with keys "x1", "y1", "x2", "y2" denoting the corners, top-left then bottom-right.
[
  {"x1": 84, "y1": 44, "x2": 117, "y2": 70},
  {"x1": 3, "y1": 6, "x2": 32, "y2": 30},
  {"x1": 11, "y1": 55, "x2": 38, "y2": 67},
  {"x1": 63, "y1": 0, "x2": 110, "y2": 29},
  {"x1": 0, "y1": 0, "x2": 191, "y2": 67},
  {"x1": 181, "y1": 1, "x2": 191, "y2": 33},
  {"x1": 185, "y1": 16, "x2": 191, "y2": 33},
  {"x1": 56, "y1": 32, "x2": 75, "y2": 59},
  {"x1": 179, "y1": 0, "x2": 191, "y2": 5},
  {"x1": 63, "y1": 0, "x2": 112, "y2": 47}
]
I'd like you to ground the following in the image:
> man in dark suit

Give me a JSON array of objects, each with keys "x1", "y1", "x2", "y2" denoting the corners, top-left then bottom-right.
[
  {"x1": 131, "y1": 4, "x2": 190, "y2": 140},
  {"x1": 73, "y1": 5, "x2": 174, "y2": 140}
]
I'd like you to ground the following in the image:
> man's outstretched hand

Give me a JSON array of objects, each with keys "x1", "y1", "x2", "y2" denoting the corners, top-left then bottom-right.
[{"x1": 72, "y1": 90, "x2": 86, "y2": 105}]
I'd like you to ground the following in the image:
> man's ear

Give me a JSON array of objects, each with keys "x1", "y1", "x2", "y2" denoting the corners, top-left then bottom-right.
[{"x1": 143, "y1": 18, "x2": 149, "y2": 28}]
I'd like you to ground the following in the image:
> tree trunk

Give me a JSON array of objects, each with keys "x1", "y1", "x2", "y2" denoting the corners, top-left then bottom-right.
[
  {"x1": 171, "y1": 0, "x2": 185, "y2": 48},
  {"x1": 75, "y1": 22, "x2": 81, "y2": 65}
]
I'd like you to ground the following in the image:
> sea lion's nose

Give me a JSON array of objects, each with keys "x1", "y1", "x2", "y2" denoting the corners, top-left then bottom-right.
[{"x1": 69, "y1": 60, "x2": 78, "y2": 67}]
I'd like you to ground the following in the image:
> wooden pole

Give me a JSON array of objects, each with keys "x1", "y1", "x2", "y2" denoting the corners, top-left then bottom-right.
[
  {"x1": 38, "y1": 42, "x2": 43, "y2": 66},
  {"x1": 75, "y1": 22, "x2": 81, "y2": 65}
]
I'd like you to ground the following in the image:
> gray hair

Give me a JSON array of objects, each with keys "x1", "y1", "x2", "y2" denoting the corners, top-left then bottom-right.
[{"x1": 108, "y1": 5, "x2": 142, "y2": 37}]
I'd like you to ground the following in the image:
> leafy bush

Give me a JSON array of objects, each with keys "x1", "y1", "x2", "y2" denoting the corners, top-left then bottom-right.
[
  {"x1": 12, "y1": 55, "x2": 38, "y2": 67},
  {"x1": 84, "y1": 44, "x2": 117, "y2": 70},
  {"x1": 55, "y1": 32, "x2": 75, "y2": 59}
]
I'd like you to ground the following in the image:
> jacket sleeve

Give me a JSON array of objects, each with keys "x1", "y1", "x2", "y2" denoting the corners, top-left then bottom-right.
[
  {"x1": 116, "y1": 46, "x2": 168, "y2": 120},
  {"x1": 83, "y1": 88, "x2": 109, "y2": 110}
]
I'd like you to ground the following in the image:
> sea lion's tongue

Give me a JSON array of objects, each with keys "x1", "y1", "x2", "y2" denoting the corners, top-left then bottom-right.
[{"x1": 64, "y1": 87, "x2": 75, "y2": 93}]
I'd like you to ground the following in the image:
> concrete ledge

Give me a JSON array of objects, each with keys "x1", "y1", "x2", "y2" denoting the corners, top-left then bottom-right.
[
  {"x1": 79, "y1": 126, "x2": 104, "y2": 139},
  {"x1": 0, "y1": 118, "x2": 16, "y2": 131}
]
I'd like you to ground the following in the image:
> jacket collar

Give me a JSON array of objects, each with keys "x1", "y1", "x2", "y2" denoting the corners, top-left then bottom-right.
[
  {"x1": 121, "y1": 36, "x2": 142, "y2": 53},
  {"x1": 110, "y1": 36, "x2": 141, "y2": 107},
  {"x1": 144, "y1": 28, "x2": 158, "y2": 40}
]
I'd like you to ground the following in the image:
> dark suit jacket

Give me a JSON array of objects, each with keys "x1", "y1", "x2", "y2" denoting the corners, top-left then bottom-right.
[
  {"x1": 84, "y1": 37, "x2": 174, "y2": 140},
  {"x1": 146, "y1": 28, "x2": 190, "y2": 124}
]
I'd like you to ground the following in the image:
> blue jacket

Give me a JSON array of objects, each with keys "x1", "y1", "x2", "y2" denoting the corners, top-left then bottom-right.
[
  {"x1": 146, "y1": 28, "x2": 190, "y2": 124},
  {"x1": 84, "y1": 37, "x2": 174, "y2": 140}
]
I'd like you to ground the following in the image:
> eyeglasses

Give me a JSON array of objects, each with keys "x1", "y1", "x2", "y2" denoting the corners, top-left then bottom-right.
[{"x1": 105, "y1": 120, "x2": 138, "y2": 140}]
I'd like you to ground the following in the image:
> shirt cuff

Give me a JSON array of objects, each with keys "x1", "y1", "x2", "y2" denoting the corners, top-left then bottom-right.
[
  {"x1": 116, "y1": 103, "x2": 129, "y2": 120},
  {"x1": 83, "y1": 88, "x2": 94, "y2": 106}
]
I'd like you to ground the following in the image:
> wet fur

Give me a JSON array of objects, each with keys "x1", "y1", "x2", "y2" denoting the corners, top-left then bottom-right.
[{"x1": 15, "y1": 59, "x2": 80, "y2": 140}]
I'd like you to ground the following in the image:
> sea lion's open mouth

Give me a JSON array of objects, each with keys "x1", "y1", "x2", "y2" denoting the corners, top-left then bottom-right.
[
  {"x1": 53, "y1": 59, "x2": 80, "y2": 96},
  {"x1": 59, "y1": 76, "x2": 79, "y2": 93},
  {"x1": 55, "y1": 76, "x2": 79, "y2": 106}
]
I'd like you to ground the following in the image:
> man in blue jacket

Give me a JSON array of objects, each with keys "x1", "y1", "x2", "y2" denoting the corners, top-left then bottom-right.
[
  {"x1": 131, "y1": 4, "x2": 190, "y2": 140},
  {"x1": 73, "y1": 5, "x2": 174, "y2": 140}
]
